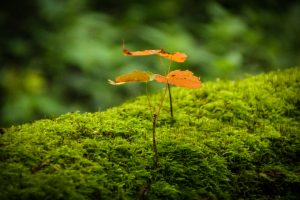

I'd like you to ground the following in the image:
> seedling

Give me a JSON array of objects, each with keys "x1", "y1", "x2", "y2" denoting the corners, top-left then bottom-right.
[{"x1": 109, "y1": 47, "x2": 201, "y2": 168}]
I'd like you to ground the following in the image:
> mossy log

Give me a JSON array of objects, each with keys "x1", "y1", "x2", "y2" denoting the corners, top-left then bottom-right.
[{"x1": 1, "y1": 67, "x2": 300, "y2": 199}]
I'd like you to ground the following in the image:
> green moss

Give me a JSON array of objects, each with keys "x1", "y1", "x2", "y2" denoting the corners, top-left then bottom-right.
[{"x1": 1, "y1": 67, "x2": 300, "y2": 199}]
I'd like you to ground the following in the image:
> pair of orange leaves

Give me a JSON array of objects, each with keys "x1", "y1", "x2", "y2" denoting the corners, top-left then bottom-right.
[
  {"x1": 109, "y1": 48, "x2": 201, "y2": 89},
  {"x1": 109, "y1": 70, "x2": 201, "y2": 89},
  {"x1": 123, "y1": 48, "x2": 187, "y2": 63}
]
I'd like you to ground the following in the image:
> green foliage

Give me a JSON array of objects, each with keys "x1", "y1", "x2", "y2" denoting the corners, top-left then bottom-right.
[{"x1": 1, "y1": 68, "x2": 299, "y2": 199}]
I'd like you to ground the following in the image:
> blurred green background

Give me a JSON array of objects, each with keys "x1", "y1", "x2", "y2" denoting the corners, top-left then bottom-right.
[{"x1": 1, "y1": 0, "x2": 300, "y2": 127}]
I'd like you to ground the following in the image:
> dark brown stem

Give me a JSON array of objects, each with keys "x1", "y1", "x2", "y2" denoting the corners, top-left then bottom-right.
[
  {"x1": 167, "y1": 83, "x2": 173, "y2": 119},
  {"x1": 152, "y1": 113, "x2": 159, "y2": 168}
]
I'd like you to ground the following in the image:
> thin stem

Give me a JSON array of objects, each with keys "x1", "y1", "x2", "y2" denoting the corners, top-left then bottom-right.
[
  {"x1": 167, "y1": 83, "x2": 173, "y2": 119},
  {"x1": 152, "y1": 113, "x2": 159, "y2": 168},
  {"x1": 165, "y1": 59, "x2": 174, "y2": 119},
  {"x1": 155, "y1": 83, "x2": 168, "y2": 117},
  {"x1": 145, "y1": 82, "x2": 154, "y2": 118}
]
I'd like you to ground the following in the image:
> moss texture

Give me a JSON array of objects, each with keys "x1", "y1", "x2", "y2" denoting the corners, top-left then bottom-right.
[{"x1": 1, "y1": 67, "x2": 300, "y2": 199}]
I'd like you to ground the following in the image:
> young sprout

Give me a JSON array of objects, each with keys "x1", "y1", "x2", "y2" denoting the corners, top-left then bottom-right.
[{"x1": 108, "y1": 43, "x2": 202, "y2": 168}]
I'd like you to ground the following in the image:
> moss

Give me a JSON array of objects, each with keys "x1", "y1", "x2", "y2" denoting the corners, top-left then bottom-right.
[{"x1": 1, "y1": 67, "x2": 300, "y2": 199}]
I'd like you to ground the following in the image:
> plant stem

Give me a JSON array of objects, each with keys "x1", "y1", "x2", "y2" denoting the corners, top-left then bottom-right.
[
  {"x1": 145, "y1": 82, "x2": 154, "y2": 118},
  {"x1": 167, "y1": 83, "x2": 173, "y2": 119},
  {"x1": 152, "y1": 113, "x2": 159, "y2": 168}
]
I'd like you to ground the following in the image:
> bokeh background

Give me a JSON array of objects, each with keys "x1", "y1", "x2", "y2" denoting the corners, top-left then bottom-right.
[{"x1": 1, "y1": 0, "x2": 300, "y2": 127}]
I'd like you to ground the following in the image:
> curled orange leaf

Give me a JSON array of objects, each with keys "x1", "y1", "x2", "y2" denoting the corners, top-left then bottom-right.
[
  {"x1": 123, "y1": 49, "x2": 162, "y2": 56},
  {"x1": 155, "y1": 70, "x2": 201, "y2": 89},
  {"x1": 108, "y1": 70, "x2": 154, "y2": 85}
]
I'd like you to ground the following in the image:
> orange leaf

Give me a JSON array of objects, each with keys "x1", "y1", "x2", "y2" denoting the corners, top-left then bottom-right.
[
  {"x1": 108, "y1": 70, "x2": 154, "y2": 85},
  {"x1": 155, "y1": 70, "x2": 201, "y2": 89},
  {"x1": 123, "y1": 49, "x2": 162, "y2": 56},
  {"x1": 158, "y1": 51, "x2": 187, "y2": 63}
]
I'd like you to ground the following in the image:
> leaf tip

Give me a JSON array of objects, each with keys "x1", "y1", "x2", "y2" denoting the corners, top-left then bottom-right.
[{"x1": 108, "y1": 79, "x2": 125, "y2": 85}]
